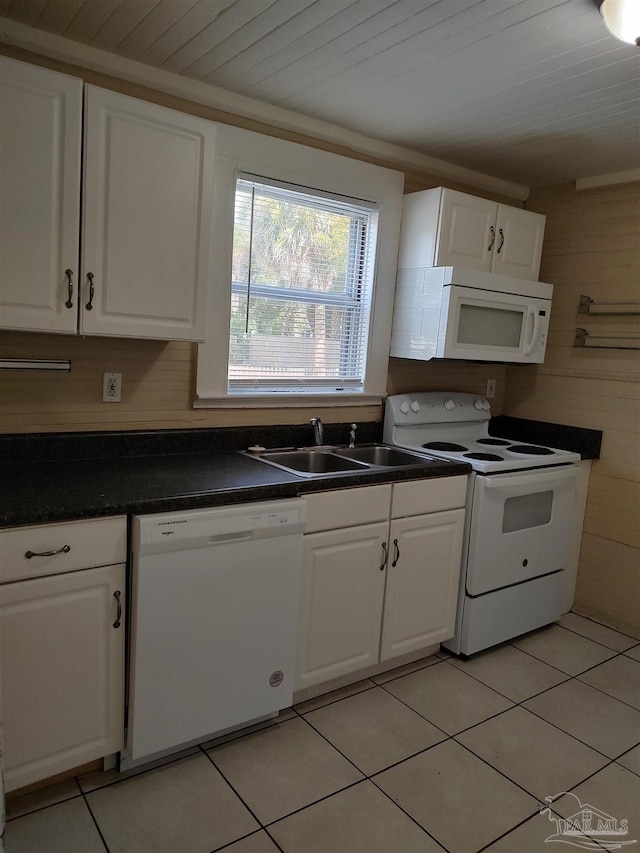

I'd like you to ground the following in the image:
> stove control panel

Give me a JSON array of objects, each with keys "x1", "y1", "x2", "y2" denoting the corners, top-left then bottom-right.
[{"x1": 384, "y1": 392, "x2": 492, "y2": 432}]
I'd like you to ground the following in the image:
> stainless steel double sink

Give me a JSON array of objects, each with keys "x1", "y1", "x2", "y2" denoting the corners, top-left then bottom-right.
[{"x1": 247, "y1": 443, "x2": 438, "y2": 478}]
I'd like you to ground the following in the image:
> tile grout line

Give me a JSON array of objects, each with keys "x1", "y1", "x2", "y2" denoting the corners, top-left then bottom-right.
[
  {"x1": 560, "y1": 612, "x2": 639, "y2": 647},
  {"x1": 252, "y1": 711, "x2": 450, "y2": 851},
  {"x1": 199, "y1": 744, "x2": 269, "y2": 834},
  {"x1": 507, "y1": 637, "x2": 640, "y2": 713},
  {"x1": 4, "y1": 778, "x2": 84, "y2": 823},
  {"x1": 297, "y1": 689, "x2": 546, "y2": 848},
  {"x1": 435, "y1": 656, "x2": 640, "y2": 761},
  {"x1": 78, "y1": 786, "x2": 112, "y2": 853},
  {"x1": 208, "y1": 826, "x2": 286, "y2": 853},
  {"x1": 520, "y1": 700, "x2": 640, "y2": 762},
  {"x1": 440, "y1": 652, "x2": 572, "y2": 703},
  {"x1": 291, "y1": 678, "x2": 380, "y2": 715}
]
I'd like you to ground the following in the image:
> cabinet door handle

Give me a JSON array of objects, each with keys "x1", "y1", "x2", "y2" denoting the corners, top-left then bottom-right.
[
  {"x1": 379, "y1": 541, "x2": 388, "y2": 572},
  {"x1": 64, "y1": 269, "x2": 74, "y2": 308},
  {"x1": 392, "y1": 538, "x2": 400, "y2": 567},
  {"x1": 85, "y1": 272, "x2": 95, "y2": 310},
  {"x1": 113, "y1": 590, "x2": 122, "y2": 628},
  {"x1": 25, "y1": 544, "x2": 71, "y2": 559},
  {"x1": 497, "y1": 228, "x2": 505, "y2": 254},
  {"x1": 487, "y1": 225, "x2": 496, "y2": 251}
]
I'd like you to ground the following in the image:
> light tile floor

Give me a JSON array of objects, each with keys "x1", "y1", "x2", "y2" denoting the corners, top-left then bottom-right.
[{"x1": 5, "y1": 613, "x2": 640, "y2": 853}]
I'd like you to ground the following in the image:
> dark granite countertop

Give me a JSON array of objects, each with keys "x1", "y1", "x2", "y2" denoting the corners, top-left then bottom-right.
[
  {"x1": 0, "y1": 440, "x2": 469, "y2": 528},
  {"x1": 489, "y1": 416, "x2": 602, "y2": 459},
  {"x1": 0, "y1": 413, "x2": 601, "y2": 528}
]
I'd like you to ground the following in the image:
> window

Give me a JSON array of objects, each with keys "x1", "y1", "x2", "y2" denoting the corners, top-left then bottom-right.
[
  {"x1": 228, "y1": 177, "x2": 378, "y2": 395},
  {"x1": 195, "y1": 123, "x2": 404, "y2": 407}
]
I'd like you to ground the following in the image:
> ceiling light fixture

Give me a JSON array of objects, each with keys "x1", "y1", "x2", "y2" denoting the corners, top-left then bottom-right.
[{"x1": 594, "y1": 0, "x2": 640, "y2": 46}]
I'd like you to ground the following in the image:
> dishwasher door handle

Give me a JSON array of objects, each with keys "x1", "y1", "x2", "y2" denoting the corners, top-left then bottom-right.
[{"x1": 208, "y1": 531, "x2": 254, "y2": 545}]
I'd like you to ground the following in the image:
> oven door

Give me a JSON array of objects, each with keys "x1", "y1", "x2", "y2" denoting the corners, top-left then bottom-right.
[
  {"x1": 465, "y1": 465, "x2": 579, "y2": 595},
  {"x1": 438, "y1": 286, "x2": 550, "y2": 363}
]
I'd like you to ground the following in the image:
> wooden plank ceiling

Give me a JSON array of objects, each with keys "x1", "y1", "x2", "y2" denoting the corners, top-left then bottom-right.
[{"x1": 2, "y1": 0, "x2": 639, "y2": 186}]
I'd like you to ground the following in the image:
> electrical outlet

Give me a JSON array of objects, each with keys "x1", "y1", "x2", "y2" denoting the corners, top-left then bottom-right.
[
  {"x1": 103, "y1": 372, "x2": 122, "y2": 403},
  {"x1": 486, "y1": 379, "x2": 496, "y2": 399}
]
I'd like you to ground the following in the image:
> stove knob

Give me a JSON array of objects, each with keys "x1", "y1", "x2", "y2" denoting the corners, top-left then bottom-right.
[
  {"x1": 474, "y1": 399, "x2": 485, "y2": 410},
  {"x1": 482, "y1": 400, "x2": 491, "y2": 411},
  {"x1": 443, "y1": 399, "x2": 455, "y2": 411},
  {"x1": 399, "y1": 401, "x2": 410, "y2": 415},
  {"x1": 410, "y1": 400, "x2": 421, "y2": 413}
]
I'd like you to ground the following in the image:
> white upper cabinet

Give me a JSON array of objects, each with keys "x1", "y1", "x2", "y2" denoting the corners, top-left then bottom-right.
[
  {"x1": 397, "y1": 187, "x2": 545, "y2": 281},
  {"x1": 491, "y1": 203, "x2": 546, "y2": 280},
  {"x1": 0, "y1": 59, "x2": 216, "y2": 341},
  {"x1": 81, "y1": 87, "x2": 215, "y2": 340},
  {"x1": 0, "y1": 58, "x2": 82, "y2": 333},
  {"x1": 435, "y1": 190, "x2": 496, "y2": 271}
]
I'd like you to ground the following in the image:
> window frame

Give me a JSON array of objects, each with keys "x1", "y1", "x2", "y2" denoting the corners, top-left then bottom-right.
[{"x1": 195, "y1": 124, "x2": 404, "y2": 408}]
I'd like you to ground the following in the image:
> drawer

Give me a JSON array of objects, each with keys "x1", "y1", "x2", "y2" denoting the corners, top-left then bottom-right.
[
  {"x1": 304, "y1": 484, "x2": 392, "y2": 533},
  {"x1": 0, "y1": 516, "x2": 127, "y2": 583},
  {"x1": 391, "y1": 476, "x2": 468, "y2": 519}
]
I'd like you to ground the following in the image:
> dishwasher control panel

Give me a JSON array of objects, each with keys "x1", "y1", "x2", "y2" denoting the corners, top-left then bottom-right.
[{"x1": 133, "y1": 499, "x2": 307, "y2": 555}]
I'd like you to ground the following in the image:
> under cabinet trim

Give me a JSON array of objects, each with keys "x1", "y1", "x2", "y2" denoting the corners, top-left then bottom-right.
[{"x1": 0, "y1": 359, "x2": 71, "y2": 371}]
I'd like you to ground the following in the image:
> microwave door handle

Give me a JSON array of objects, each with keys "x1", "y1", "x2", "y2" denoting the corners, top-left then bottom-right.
[{"x1": 522, "y1": 304, "x2": 540, "y2": 355}]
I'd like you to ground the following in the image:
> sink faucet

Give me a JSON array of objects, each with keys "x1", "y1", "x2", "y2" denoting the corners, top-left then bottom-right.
[
  {"x1": 349, "y1": 423, "x2": 357, "y2": 448},
  {"x1": 310, "y1": 417, "x2": 323, "y2": 446}
]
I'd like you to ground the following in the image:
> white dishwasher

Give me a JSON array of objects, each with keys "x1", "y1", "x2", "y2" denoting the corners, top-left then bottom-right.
[{"x1": 124, "y1": 499, "x2": 306, "y2": 768}]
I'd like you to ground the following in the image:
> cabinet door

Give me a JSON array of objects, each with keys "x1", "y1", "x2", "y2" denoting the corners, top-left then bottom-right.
[
  {"x1": 381, "y1": 509, "x2": 464, "y2": 661},
  {"x1": 492, "y1": 205, "x2": 545, "y2": 280},
  {"x1": 0, "y1": 58, "x2": 82, "y2": 333},
  {"x1": 81, "y1": 86, "x2": 216, "y2": 341},
  {"x1": 0, "y1": 564, "x2": 125, "y2": 792},
  {"x1": 435, "y1": 189, "x2": 495, "y2": 272},
  {"x1": 295, "y1": 523, "x2": 387, "y2": 691}
]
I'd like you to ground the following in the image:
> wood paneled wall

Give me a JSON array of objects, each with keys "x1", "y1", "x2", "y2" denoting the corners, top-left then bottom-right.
[
  {"x1": 0, "y1": 47, "x2": 513, "y2": 434},
  {"x1": 504, "y1": 181, "x2": 640, "y2": 637}
]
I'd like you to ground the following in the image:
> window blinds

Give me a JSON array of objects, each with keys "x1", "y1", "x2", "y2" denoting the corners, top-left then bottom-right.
[{"x1": 228, "y1": 176, "x2": 378, "y2": 394}]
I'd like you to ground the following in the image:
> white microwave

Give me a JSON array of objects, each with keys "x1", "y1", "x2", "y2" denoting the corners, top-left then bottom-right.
[{"x1": 390, "y1": 266, "x2": 553, "y2": 364}]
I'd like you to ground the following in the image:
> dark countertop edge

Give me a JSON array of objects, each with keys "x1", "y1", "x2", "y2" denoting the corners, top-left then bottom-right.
[
  {"x1": 489, "y1": 416, "x2": 602, "y2": 460},
  {"x1": 0, "y1": 459, "x2": 471, "y2": 529},
  {"x1": 0, "y1": 421, "x2": 383, "y2": 466}
]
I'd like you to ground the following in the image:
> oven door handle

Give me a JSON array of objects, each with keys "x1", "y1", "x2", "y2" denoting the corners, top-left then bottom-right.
[
  {"x1": 481, "y1": 466, "x2": 578, "y2": 489},
  {"x1": 522, "y1": 304, "x2": 540, "y2": 356}
]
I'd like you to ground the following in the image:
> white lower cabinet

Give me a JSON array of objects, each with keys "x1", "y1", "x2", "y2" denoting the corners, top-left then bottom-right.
[
  {"x1": 295, "y1": 477, "x2": 466, "y2": 691},
  {"x1": 296, "y1": 522, "x2": 388, "y2": 688},
  {"x1": 380, "y1": 510, "x2": 465, "y2": 661},
  {"x1": 0, "y1": 517, "x2": 126, "y2": 792}
]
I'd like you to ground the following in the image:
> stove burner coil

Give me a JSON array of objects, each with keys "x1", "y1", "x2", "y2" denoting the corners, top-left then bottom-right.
[
  {"x1": 508, "y1": 444, "x2": 555, "y2": 455},
  {"x1": 463, "y1": 452, "x2": 504, "y2": 461},
  {"x1": 476, "y1": 438, "x2": 511, "y2": 446},
  {"x1": 422, "y1": 442, "x2": 468, "y2": 452}
]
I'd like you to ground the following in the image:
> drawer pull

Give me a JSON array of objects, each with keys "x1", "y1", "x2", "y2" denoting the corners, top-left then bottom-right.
[
  {"x1": 25, "y1": 545, "x2": 71, "y2": 559},
  {"x1": 113, "y1": 590, "x2": 122, "y2": 629}
]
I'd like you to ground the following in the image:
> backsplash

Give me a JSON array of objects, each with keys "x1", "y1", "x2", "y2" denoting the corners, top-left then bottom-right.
[{"x1": 0, "y1": 331, "x2": 507, "y2": 435}]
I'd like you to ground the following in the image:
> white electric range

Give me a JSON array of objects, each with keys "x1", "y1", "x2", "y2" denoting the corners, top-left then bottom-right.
[{"x1": 384, "y1": 392, "x2": 582, "y2": 656}]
